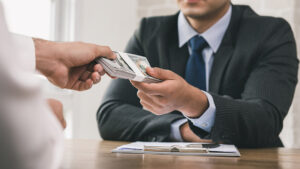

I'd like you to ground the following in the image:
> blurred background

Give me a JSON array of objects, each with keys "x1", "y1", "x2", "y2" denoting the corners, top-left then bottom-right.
[{"x1": 2, "y1": 0, "x2": 299, "y2": 147}]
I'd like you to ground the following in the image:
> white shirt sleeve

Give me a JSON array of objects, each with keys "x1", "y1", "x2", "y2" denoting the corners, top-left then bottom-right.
[
  {"x1": 0, "y1": 3, "x2": 63, "y2": 169},
  {"x1": 169, "y1": 118, "x2": 187, "y2": 141},
  {"x1": 170, "y1": 92, "x2": 216, "y2": 141},
  {"x1": 184, "y1": 91, "x2": 216, "y2": 133}
]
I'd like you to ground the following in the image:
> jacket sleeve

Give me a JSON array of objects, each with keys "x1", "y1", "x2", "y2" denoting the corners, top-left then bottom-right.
[
  {"x1": 97, "y1": 18, "x2": 184, "y2": 142},
  {"x1": 190, "y1": 18, "x2": 298, "y2": 148}
]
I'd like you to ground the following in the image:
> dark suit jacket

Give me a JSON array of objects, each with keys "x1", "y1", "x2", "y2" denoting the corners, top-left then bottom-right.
[{"x1": 97, "y1": 5, "x2": 298, "y2": 148}]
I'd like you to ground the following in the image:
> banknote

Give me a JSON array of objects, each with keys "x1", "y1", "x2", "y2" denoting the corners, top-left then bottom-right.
[{"x1": 96, "y1": 51, "x2": 162, "y2": 83}]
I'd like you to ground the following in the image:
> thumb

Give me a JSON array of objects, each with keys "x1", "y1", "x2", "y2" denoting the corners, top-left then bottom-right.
[
  {"x1": 95, "y1": 46, "x2": 116, "y2": 60},
  {"x1": 146, "y1": 67, "x2": 177, "y2": 80}
]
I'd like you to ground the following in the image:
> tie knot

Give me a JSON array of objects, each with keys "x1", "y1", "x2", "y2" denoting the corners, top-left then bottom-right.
[{"x1": 189, "y1": 36, "x2": 208, "y2": 52}]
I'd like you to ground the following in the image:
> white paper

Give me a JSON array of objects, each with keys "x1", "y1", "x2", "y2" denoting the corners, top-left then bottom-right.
[{"x1": 113, "y1": 142, "x2": 240, "y2": 157}]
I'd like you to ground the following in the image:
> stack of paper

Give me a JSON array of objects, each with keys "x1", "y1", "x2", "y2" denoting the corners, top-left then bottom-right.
[{"x1": 112, "y1": 142, "x2": 240, "y2": 157}]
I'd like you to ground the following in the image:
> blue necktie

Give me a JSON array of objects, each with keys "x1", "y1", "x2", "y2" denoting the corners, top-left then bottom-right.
[{"x1": 185, "y1": 36, "x2": 208, "y2": 91}]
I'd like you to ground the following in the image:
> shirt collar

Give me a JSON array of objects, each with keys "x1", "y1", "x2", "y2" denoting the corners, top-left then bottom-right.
[{"x1": 178, "y1": 5, "x2": 232, "y2": 53}]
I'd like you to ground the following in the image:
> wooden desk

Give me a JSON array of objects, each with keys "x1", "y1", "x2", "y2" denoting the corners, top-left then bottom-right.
[{"x1": 61, "y1": 140, "x2": 300, "y2": 169}]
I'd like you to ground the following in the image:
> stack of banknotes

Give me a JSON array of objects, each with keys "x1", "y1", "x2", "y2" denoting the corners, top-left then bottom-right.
[{"x1": 96, "y1": 51, "x2": 161, "y2": 83}]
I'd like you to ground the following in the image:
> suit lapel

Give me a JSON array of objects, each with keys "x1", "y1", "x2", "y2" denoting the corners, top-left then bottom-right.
[
  {"x1": 158, "y1": 13, "x2": 189, "y2": 77},
  {"x1": 209, "y1": 44, "x2": 234, "y2": 93},
  {"x1": 158, "y1": 6, "x2": 243, "y2": 92},
  {"x1": 209, "y1": 5, "x2": 242, "y2": 93},
  {"x1": 168, "y1": 41, "x2": 189, "y2": 77}
]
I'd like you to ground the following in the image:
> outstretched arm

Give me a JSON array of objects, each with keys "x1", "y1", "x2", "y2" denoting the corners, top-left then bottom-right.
[{"x1": 34, "y1": 38, "x2": 116, "y2": 91}]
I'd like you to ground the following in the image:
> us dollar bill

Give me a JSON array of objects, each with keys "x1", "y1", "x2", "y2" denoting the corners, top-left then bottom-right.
[{"x1": 96, "y1": 51, "x2": 162, "y2": 83}]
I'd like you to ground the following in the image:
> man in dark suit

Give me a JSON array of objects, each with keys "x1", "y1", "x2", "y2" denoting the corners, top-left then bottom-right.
[{"x1": 97, "y1": 0, "x2": 298, "y2": 148}]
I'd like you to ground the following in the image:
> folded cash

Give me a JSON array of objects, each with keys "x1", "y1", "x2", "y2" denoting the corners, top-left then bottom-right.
[{"x1": 96, "y1": 51, "x2": 162, "y2": 83}]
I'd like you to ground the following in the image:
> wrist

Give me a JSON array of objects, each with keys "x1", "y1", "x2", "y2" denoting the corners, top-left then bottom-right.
[
  {"x1": 180, "y1": 122, "x2": 191, "y2": 142},
  {"x1": 180, "y1": 122, "x2": 202, "y2": 142},
  {"x1": 33, "y1": 38, "x2": 58, "y2": 77},
  {"x1": 178, "y1": 85, "x2": 209, "y2": 118}
]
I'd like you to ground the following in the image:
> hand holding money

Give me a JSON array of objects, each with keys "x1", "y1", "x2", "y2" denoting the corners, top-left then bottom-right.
[
  {"x1": 34, "y1": 38, "x2": 115, "y2": 91},
  {"x1": 130, "y1": 67, "x2": 209, "y2": 118},
  {"x1": 96, "y1": 51, "x2": 161, "y2": 83}
]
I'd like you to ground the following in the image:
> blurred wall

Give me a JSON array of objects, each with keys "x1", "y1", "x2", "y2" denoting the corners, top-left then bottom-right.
[{"x1": 66, "y1": 0, "x2": 137, "y2": 139}]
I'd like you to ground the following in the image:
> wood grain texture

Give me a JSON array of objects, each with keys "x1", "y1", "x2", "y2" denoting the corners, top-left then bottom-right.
[{"x1": 60, "y1": 140, "x2": 300, "y2": 169}]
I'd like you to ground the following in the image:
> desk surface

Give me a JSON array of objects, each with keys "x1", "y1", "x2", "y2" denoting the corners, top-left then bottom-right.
[{"x1": 61, "y1": 139, "x2": 300, "y2": 169}]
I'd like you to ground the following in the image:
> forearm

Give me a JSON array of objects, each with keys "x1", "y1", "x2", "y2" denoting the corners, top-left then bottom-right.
[
  {"x1": 98, "y1": 101, "x2": 183, "y2": 142},
  {"x1": 208, "y1": 94, "x2": 284, "y2": 147},
  {"x1": 33, "y1": 38, "x2": 58, "y2": 77},
  {"x1": 171, "y1": 84, "x2": 284, "y2": 146},
  {"x1": 177, "y1": 85, "x2": 209, "y2": 118}
]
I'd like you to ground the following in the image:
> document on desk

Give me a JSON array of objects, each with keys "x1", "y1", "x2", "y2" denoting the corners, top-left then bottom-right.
[{"x1": 112, "y1": 142, "x2": 240, "y2": 157}]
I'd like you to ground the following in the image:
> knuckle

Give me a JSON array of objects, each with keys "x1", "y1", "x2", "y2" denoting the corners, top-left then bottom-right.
[
  {"x1": 152, "y1": 111, "x2": 159, "y2": 115},
  {"x1": 165, "y1": 88, "x2": 172, "y2": 95},
  {"x1": 100, "y1": 46, "x2": 111, "y2": 54},
  {"x1": 168, "y1": 90, "x2": 174, "y2": 96},
  {"x1": 103, "y1": 45, "x2": 111, "y2": 51},
  {"x1": 137, "y1": 91, "x2": 142, "y2": 97},
  {"x1": 145, "y1": 88, "x2": 154, "y2": 94},
  {"x1": 166, "y1": 70, "x2": 172, "y2": 74},
  {"x1": 92, "y1": 45, "x2": 100, "y2": 56},
  {"x1": 95, "y1": 77, "x2": 101, "y2": 83},
  {"x1": 100, "y1": 70, "x2": 105, "y2": 76},
  {"x1": 155, "y1": 109, "x2": 164, "y2": 115},
  {"x1": 150, "y1": 106, "x2": 158, "y2": 112},
  {"x1": 157, "y1": 103, "x2": 164, "y2": 109},
  {"x1": 154, "y1": 104, "x2": 163, "y2": 110},
  {"x1": 158, "y1": 97, "x2": 167, "y2": 105}
]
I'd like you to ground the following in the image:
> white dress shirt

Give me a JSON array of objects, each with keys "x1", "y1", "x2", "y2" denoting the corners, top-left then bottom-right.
[
  {"x1": 170, "y1": 6, "x2": 232, "y2": 141},
  {"x1": 0, "y1": 3, "x2": 63, "y2": 169}
]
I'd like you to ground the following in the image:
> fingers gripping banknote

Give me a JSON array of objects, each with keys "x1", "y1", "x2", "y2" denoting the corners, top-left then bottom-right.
[{"x1": 96, "y1": 51, "x2": 161, "y2": 83}]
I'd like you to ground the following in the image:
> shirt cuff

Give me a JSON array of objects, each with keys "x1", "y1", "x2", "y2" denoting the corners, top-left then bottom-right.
[
  {"x1": 184, "y1": 91, "x2": 216, "y2": 133},
  {"x1": 169, "y1": 118, "x2": 188, "y2": 142},
  {"x1": 11, "y1": 34, "x2": 35, "y2": 73}
]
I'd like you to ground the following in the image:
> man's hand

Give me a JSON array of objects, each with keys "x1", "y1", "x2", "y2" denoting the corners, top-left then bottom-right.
[
  {"x1": 180, "y1": 122, "x2": 212, "y2": 142},
  {"x1": 47, "y1": 99, "x2": 66, "y2": 129},
  {"x1": 34, "y1": 38, "x2": 116, "y2": 91},
  {"x1": 131, "y1": 67, "x2": 208, "y2": 118}
]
